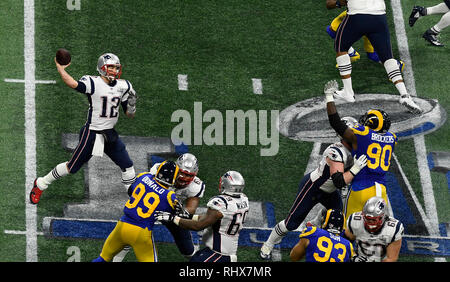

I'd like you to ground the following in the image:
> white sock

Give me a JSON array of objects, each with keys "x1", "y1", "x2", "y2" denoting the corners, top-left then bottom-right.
[
  {"x1": 265, "y1": 220, "x2": 289, "y2": 248},
  {"x1": 427, "y1": 3, "x2": 449, "y2": 15},
  {"x1": 336, "y1": 54, "x2": 353, "y2": 94},
  {"x1": 434, "y1": 11, "x2": 450, "y2": 32},
  {"x1": 122, "y1": 166, "x2": 136, "y2": 190},
  {"x1": 38, "y1": 162, "x2": 69, "y2": 190},
  {"x1": 384, "y1": 58, "x2": 407, "y2": 96}
]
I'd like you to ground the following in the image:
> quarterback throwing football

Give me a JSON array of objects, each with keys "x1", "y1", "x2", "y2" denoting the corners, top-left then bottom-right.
[{"x1": 30, "y1": 53, "x2": 138, "y2": 204}]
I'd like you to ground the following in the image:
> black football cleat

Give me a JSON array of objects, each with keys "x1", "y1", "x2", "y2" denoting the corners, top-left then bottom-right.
[
  {"x1": 423, "y1": 29, "x2": 444, "y2": 47},
  {"x1": 409, "y1": 6, "x2": 426, "y2": 27}
]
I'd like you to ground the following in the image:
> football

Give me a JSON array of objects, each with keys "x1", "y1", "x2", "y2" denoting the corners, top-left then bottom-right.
[{"x1": 56, "y1": 48, "x2": 71, "y2": 65}]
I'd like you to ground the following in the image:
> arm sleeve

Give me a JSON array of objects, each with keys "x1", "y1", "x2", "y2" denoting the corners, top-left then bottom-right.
[{"x1": 328, "y1": 112, "x2": 348, "y2": 137}]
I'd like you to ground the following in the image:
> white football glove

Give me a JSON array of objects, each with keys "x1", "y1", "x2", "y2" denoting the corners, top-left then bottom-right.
[
  {"x1": 349, "y1": 154, "x2": 368, "y2": 176},
  {"x1": 154, "y1": 211, "x2": 180, "y2": 225},
  {"x1": 324, "y1": 80, "x2": 339, "y2": 103}
]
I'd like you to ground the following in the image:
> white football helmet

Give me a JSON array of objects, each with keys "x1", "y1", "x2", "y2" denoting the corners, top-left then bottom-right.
[
  {"x1": 341, "y1": 116, "x2": 358, "y2": 128},
  {"x1": 175, "y1": 153, "x2": 199, "y2": 188},
  {"x1": 97, "y1": 53, "x2": 122, "y2": 81},
  {"x1": 219, "y1": 171, "x2": 245, "y2": 196},
  {"x1": 362, "y1": 196, "x2": 387, "y2": 233}
]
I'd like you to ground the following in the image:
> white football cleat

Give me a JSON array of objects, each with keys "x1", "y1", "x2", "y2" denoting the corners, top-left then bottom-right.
[
  {"x1": 259, "y1": 243, "x2": 273, "y2": 260},
  {"x1": 400, "y1": 95, "x2": 422, "y2": 114},
  {"x1": 333, "y1": 89, "x2": 355, "y2": 103}
]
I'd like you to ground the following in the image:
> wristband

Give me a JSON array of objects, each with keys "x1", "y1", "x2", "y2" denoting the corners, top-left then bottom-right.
[
  {"x1": 173, "y1": 216, "x2": 181, "y2": 226},
  {"x1": 192, "y1": 215, "x2": 200, "y2": 221},
  {"x1": 325, "y1": 93, "x2": 335, "y2": 103}
]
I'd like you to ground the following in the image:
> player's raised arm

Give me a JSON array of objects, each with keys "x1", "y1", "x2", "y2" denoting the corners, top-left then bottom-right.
[
  {"x1": 54, "y1": 57, "x2": 78, "y2": 89},
  {"x1": 324, "y1": 80, "x2": 357, "y2": 147}
]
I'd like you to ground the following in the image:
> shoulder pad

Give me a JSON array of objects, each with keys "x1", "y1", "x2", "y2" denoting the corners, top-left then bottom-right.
[
  {"x1": 207, "y1": 196, "x2": 228, "y2": 211},
  {"x1": 352, "y1": 124, "x2": 370, "y2": 136},
  {"x1": 300, "y1": 226, "x2": 317, "y2": 238}
]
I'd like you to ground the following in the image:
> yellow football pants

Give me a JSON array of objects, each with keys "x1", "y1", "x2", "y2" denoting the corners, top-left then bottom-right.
[
  {"x1": 99, "y1": 221, "x2": 157, "y2": 262},
  {"x1": 344, "y1": 183, "x2": 389, "y2": 227},
  {"x1": 330, "y1": 10, "x2": 375, "y2": 53}
]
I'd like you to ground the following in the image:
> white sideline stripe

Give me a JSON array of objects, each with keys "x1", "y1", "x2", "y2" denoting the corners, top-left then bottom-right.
[
  {"x1": 4, "y1": 78, "x2": 56, "y2": 84},
  {"x1": 4, "y1": 230, "x2": 44, "y2": 236},
  {"x1": 390, "y1": 0, "x2": 443, "y2": 262},
  {"x1": 177, "y1": 74, "x2": 188, "y2": 91},
  {"x1": 24, "y1": 0, "x2": 38, "y2": 262},
  {"x1": 252, "y1": 78, "x2": 263, "y2": 94}
]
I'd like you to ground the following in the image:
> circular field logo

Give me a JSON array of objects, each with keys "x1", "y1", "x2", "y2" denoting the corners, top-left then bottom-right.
[{"x1": 279, "y1": 94, "x2": 447, "y2": 143}]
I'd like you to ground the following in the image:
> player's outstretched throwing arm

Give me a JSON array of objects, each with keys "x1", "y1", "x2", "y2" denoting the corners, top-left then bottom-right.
[{"x1": 54, "y1": 57, "x2": 78, "y2": 89}]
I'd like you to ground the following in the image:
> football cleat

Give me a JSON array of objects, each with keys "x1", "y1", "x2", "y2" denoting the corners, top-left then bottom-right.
[
  {"x1": 366, "y1": 51, "x2": 381, "y2": 63},
  {"x1": 333, "y1": 89, "x2": 355, "y2": 103},
  {"x1": 397, "y1": 59, "x2": 405, "y2": 73},
  {"x1": 349, "y1": 49, "x2": 360, "y2": 63},
  {"x1": 423, "y1": 29, "x2": 444, "y2": 47},
  {"x1": 409, "y1": 6, "x2": 426, "y2": 27},
  {"x1": 259, "y1": 243, "x2": 273, "y2": 260},
  {"x1": 30, "y1": 179, "x2": 43, "y2": 204},
  {"x1": 400, "y1": 95, "x2": 422, "y2": 114}
]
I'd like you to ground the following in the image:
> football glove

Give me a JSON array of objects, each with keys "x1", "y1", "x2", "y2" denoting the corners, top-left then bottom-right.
[
  {"x1": 175, "y1": 201, "x2": 193, "y2": 219},
  {"x1": 324, "y1": 80, "x2": 338, "y2": 103},
  {"x1": 154, "y1": 211, "x2": 180, "y2": 225},
  {"x1": 127, "y1": 89, "x2": 137, "y2": 114},
  {"x1": 349, "y1": 154, "x2": 368, "y2": 176}
]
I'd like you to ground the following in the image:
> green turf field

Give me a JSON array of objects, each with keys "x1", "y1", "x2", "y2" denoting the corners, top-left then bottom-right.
[{"x1": 0, "y1": 0, "x2": 448, "y2": 263}]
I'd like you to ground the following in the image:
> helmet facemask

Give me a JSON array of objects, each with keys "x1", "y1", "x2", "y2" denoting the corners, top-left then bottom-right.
[{"x1": 102, "y1": 64, "x2": 122, "y2": 81}]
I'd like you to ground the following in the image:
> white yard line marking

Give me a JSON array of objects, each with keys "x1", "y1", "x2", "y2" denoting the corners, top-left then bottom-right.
[
  {"x1": 391, "y1": 0, "x2": 444, "y2": 262},
  {"x1": 4, "y1": 230, "x2": 44, "y2": 236},
  {"x1": 177, "y1": 74, "x2": 188, "y2": 91},
  {"x1": 252, "y1": 78, "x2": 263, "y2": 94},
  {"x1": 4, "y1": 78, "x2": 56, "y2": 84},
  {"x1": 24, "y1": 0, "x2": 38, "y2": 262}
]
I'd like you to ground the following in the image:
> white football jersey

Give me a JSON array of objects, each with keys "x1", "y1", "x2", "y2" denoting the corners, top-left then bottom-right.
[
  {"x1": 78, "y1": 75, "x2": 134, "y2": 131},
  {"x1": 150, "y1": 163, "x2": 205, "y2": 203},
  {"x1": 347, "y1": 0, "x2": 386, "y2": 15},
  {"x1": 310, "y1": 141, "x2": 353, "y2": 193},
  {"x1": 347, "y1": 211, "x2": 404, "y2": 262},
  {"x1": 202, "y1": 193, "x2": 249, "y2": 258}
]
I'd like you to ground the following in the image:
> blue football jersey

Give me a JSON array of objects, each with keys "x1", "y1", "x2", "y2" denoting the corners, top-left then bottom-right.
[
  {"x1": 300, "y1": 226, "x2": 354, "y2": 262},
  {"x1": 350, "y1": 124, "x2": 397, "y2": 190},
  {"x1": 121, "y1": 172, "x2": 178, "y2": 229}
]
